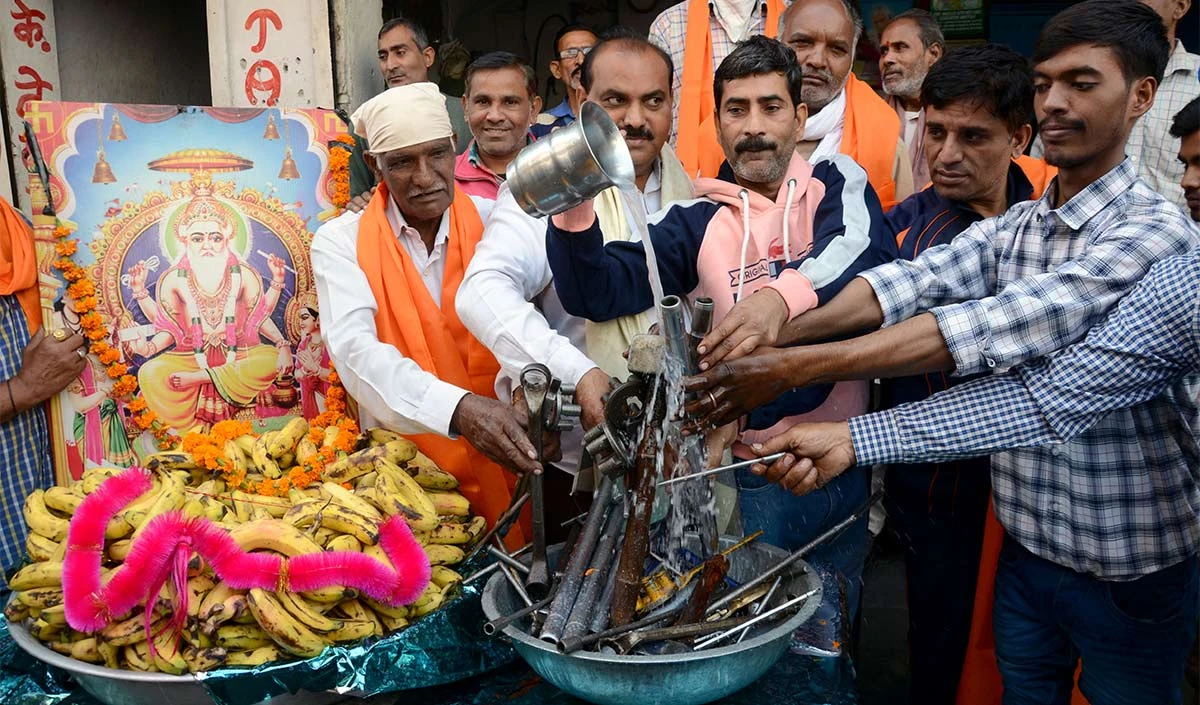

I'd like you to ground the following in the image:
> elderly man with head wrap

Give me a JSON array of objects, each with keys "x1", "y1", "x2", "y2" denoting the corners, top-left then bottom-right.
[{"x1": 312, "y1": 83, "x2": 540, "y2": 542}]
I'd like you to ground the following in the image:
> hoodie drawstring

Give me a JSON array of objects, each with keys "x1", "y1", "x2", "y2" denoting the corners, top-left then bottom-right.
[
  {"x1": 736, "y1": 189, "x2": 752, "y2": 301},
  {"x1": 782, "y1": 178, "x2": 797, "y2": 264}
]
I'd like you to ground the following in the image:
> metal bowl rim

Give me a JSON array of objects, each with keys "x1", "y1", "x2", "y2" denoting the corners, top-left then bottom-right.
[
  {"x1": 480, "y1": 558, "x2": 821, "y2": 665},
  {"x1": 6, "y1": 614, "x2": 199, "y2": 683}
]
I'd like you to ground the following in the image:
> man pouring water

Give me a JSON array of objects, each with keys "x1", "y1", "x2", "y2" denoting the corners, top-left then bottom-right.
[{"x1": 544, "y1": 35, "x2": 896, "y2": 618}]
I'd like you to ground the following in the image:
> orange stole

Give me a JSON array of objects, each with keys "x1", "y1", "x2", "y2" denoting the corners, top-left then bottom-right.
[
  {"x1": 0, "y1": 198, "x2": 42, "y2": 333},
  {"x1": 355, "y1": 185, "x2": 525, "y2": 546},
  {"x1": 675, "y1": 0, "x2": 784, "y2": 178}
]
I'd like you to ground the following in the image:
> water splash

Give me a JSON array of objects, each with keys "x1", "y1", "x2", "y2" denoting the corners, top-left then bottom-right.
[{"x1": 618, "y1": 185, "x2": 665, "y2": 307}]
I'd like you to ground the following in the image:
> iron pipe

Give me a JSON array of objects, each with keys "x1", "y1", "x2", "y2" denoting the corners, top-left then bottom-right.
[
  {"x1": 560, "y1": 500, "x2": 625, "y2": 644},
  {"x1": 483, "y1": 593, "x2": 556, "y2": 636}
]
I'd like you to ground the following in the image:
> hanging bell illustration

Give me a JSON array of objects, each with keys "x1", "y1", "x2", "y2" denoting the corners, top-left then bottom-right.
[
  {"x1": 263, "y1": 113, "x2": 280, "y2": 140},
  {"x1": 278, "y1": 147, "x2": 300, "y2": 180},
  {"x1": 108, "y1": 113, "x2": 127, "y2": 141},
  {"x1": 92, "y1": 150, "x2": 117, "y2": 183}
]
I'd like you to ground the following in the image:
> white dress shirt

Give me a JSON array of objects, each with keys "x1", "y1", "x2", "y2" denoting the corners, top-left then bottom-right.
[{"x1": 311, "y1": 194, "x2": 492, "y2": 436}]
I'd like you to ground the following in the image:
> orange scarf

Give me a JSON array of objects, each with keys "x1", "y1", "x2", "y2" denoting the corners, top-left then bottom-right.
[
  {"x1": 839, "y1": 74, "x2": 902, "y2": 211},
  {"x1": 676, "y1": 0, "x2": 784, "y2": 178},
  {"x1": 356, "y1": 185, "x2": 524, "y2": 546},
  {"x1": 0, "y1": 198, "x2": 42, "y2": 333}
]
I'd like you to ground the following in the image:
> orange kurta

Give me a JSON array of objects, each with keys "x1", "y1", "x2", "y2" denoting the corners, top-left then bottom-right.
[
  {"x1": 356, "y1": 185, "x2": 525, "y2": 546},
  {"x1": 0, "y1": 198, "x2": 42, "y2": 332}
]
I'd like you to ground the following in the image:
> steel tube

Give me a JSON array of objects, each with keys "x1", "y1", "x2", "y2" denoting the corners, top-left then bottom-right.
[
  {"x1": 601, "y1": 613, "x2": 752, "y2": 655},
  {"x1": 706, "y1": 492, "x2": 882, "y2": 616},
  {"x1": 464, "y1": 543, "x2": 532, "y2": 584},
  {"x1": 483, "y1": 593, "x2": 556, "y2": 636},
  {"x1": 693, "y1": 588, "x2": 819, "y2": 650},
  {"x1": 558, "y1": 604, "x2": 686, "y2": 654},
  {"x1": 488, "y1": 545, "x2": 531, "y2": 575},
  {"x1": 560, "y1": 500, "x2": 625, "y2": 644},
  {"x1": 463, "y1": 490, "x2": 530, "y2": 564},
  {"x1": 538, "y1": 474, "x2": 617, "y2": 643},
  {"x1": 498, "y1": 562, "x2": 534, "y2": 608},
  {"x1": 737, "y1": 576, "x2": 781, "y2": 644},
  {"x1": 686, "y1": 297, "x2": 714, "y2": 373},
  {"x1": 657, "y1": 453, "x2": 788, "y2": 487},
  {"x1": 659, "y1": 295, "x2": 689, "y2": 371}
]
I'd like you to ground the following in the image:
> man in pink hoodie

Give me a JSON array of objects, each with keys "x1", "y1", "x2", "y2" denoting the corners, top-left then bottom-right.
[{"x1": 546, "y1": 35, "x2": 896, "y2": 619}]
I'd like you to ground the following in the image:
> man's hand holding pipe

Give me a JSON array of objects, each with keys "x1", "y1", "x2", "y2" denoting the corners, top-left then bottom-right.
[{"x1": 747, "y1": 422, "x2": 857, "y2": 496}]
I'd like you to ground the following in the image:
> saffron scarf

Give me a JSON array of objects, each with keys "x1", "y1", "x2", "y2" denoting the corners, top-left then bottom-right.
[
  {"x1": 0, "y1": 198, "x2": 42, "y2": 332},
  {"x1": 356, "y1": 185, "x2": 524, "y2": 546}
]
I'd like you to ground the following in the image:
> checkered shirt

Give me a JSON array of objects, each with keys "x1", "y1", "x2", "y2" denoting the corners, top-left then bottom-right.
[
  {"x1": 1126, "y1": 41, "x2": 1200, "y2": 212},
  {"x1": 851, "y1": 253, "x2": 1200, "y2": 580},
  {"x1": 852, "y1": 165, "x2": 1200, "y2": 580},
  {"x1": 649, "y1": 1, "x2": 780, "y2": 144},
  {"x1": 0, "y1": 296, "x2": 53, "y2": 574}
]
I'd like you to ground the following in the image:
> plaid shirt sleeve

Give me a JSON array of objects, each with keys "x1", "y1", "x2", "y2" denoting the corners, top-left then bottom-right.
[
  {"x1": 933, "y1": 210, "x2": 1199, "y2": 376},
  {"x1": 858, "y1": 215, "x2": 1001, "y2": 327},
  {"x1": 850, "y1": 253, "x2": 1200, "y2": 466}
]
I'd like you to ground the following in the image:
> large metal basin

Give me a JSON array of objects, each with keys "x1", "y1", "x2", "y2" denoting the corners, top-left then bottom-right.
[
  {"x1": 6, "y1": 615, "x2": 341, "y2": 705},
  {"x1": 480, "y1": 537, "x2": 821, "y2": 705}
]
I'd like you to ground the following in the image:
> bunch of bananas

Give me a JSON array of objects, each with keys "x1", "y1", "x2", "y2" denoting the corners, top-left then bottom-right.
[{"x1": 4, "y1": 425, "x2": 485, "y2": 674}]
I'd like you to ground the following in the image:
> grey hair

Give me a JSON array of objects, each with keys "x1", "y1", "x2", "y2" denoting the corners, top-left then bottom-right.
[
  {"x1": 779, "y1": 0, "x2": 864, "y2": 58},
  {"x1": 884, "y1": 9, "x2": 945, "y2": 53}
]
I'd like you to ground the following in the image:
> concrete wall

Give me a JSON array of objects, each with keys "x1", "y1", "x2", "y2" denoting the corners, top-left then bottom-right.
[{"x1": 53, "y1": 0, "x2": 211, "y2": 106}]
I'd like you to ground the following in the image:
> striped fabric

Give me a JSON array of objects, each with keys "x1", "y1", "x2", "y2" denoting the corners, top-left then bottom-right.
[
  {"x1": 851, "y1": 253, "x2": 1200, "y2": 580},
  {"x1": 0, "y1": 295, "x2": 53, "y2": 573}
]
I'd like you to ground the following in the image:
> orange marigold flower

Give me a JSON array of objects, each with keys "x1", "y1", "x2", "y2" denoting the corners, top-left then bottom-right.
[
  {"x1": 85, "y1": 327, "x2": 109, "y2": 341},
  {"x1": 74, "y1": 297, "x2": 98, "y2": 313},
  {"x1": 127, "y1": 397, "x2": 147, "y2": 413},
  {"x1": 98, "y1": 349, "x2": 121, "y2": 365},
  {"x1": 54, "y1": 240, "x2": 78, "y2": 257},
  {"x1": 79, "y1": 311, "x2": 104, "y2": 330},
  {"x1": 106, "y1": 363, "x2": 129, "y2": 378},
  {"x1": 68, "y1": 280, "x2": 96, "y2": 299},
  {"x1": 89, "y1": 341, "x2": 112, "y2": 356}
]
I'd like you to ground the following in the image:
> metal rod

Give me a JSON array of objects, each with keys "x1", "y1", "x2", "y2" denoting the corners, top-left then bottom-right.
[
  {"x1": 498, "y1": 562, "x2": 534, "y2": 608},
  {"x1": 463, "y1": 490, "x2": 530, "y2": 564},
  {"x1": 483, "y1": 593, "x2": 556, "y2": 636},
  {"x1": 610, "y1": 405, "x2": 664, "y2": 627},
  {"x1": 706, "y1": 491, "x2": 882, "y2": 616},
  {"x1": 693, "y1": 588, "x2": 819, "y2": 650},
  {"x1": 487, "y1": 546, "x2": 531, "y2": 575},
  {"x1": 657, "y1": 453, "x2": 788, "y2": 487},
  {"x1": 521, "y1": 364, "x2": 552, "y2": 599},
  {"x1": 538, "y1": 474, "x2": 617, "y2": 643},
  {"x1": 686, "y1": 297, "x2": 714, "y2": 373},
  {"x1": 602, "y1": 613, "x2": 751, "y2": 655},
  {"x1": 560, "y1": 500, "x2": 625, "y2": 644},
  {"x1": 559, "y1": 604, "x2": 685, "y2": 654},
  {"x1": 737, "y1": 576, "x2": 781, "y2": 644},
  {"x1": 660, "y1": 295, "x2": 689, "y2": 371},
  {"x1": 463, "y1": 544, "x2": 532, "y2": 585}
]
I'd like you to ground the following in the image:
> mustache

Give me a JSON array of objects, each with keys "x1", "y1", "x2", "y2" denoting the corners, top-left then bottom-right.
[
  {"x1": 622, "y1": 126, "x2": 654, "y2": 141},
  {"x1": 803, "y1": 67, "x2": 836, "y2": 85},
  {"x1": 735, "y1": 136, "x2": 777, "y2": 153},
  {"x1": 1038, "y1": 117, "x2": 1084, "y2": 132}
]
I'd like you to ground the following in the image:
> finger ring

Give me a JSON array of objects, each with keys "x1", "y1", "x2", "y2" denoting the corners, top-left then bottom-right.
[
  {"x1": 706, "y1": 390, "x2": 718, "y2": 409},
  {"x1": 52, "y1": 329, "x2": 68, "y2": 341},
  {"x1": 77, "y1": 349, "x2": 86, "y2": 359}
]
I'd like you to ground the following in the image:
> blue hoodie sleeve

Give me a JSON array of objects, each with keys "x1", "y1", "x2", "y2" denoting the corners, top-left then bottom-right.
[
  {"x1": 546, "y1": 199, "x2": 721, "y2": 322},
  {"x1": 748, "y1": 156, "x2": 898, "y2": 428}
]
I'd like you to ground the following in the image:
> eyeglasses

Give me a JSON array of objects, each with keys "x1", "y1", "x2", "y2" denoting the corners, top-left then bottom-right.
[{"x1": 558, "y1": 46, "x2": 593, "y2": 60}]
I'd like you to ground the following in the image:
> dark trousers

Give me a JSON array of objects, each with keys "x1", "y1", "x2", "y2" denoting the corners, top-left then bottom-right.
[
  {"x1": 886, "y1": 459, "x2": 991, "y2": 705},
  {"x1": 994, "y1": 534, "x2": 1199, "y2": 705}
]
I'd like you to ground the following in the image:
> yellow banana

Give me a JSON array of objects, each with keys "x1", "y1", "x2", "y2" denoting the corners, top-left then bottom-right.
[
  {"x1": 234, "y1": 434, "x2": 257, "y2": 457},
  {"x1": 268, "y1": 416, "x2": 308, "y2": 457},
  {"x1": 407, "y1": 583, "x2": 445, "y2": 618},
  {"x1": 378, "y1": 612, "x2": 409, "y2": 632},
  {"x1": 17, "y1": 587, "x2": 63, "y2": 610},
  {"x1": 80, "y1": 466, "x2": 124, "y2": 494},
  {"x1": 430, "y1": 566, "x2": 463, "y2": 589},
  {"x1": 183, "y1": 644, "x2": 228, "y2": 673},
  {"x1": 354, "y1": 470, "x2": 378, "y2": 488},
  {"x1": 362, "y1": 596, "x2": 408, "y2": 620},
  {"x1": 424, "y1": 544, "x2": 466, "y2": 566},
  {"x1": 144, "y1": 451, "x2": 199, "y2": 472},
  {"x1": 302, "y1": 586, "x2": 354, "y2": 604},
  {"x1": 229, "y1": 519, "x2": 324, "y2": 557},
  {"x1": 3, "y1": 601, "x2": 28, "y2": 622},
  {"x1": 125, "y1": 642, "x2": 155, "y2": 672},
  {"x1": 186, "y1": 574, "x2": 217, "y2": 619},
  {"x1": 37, "y1": 603, "x2": 66, "y2": 626},
  {"x1": 98, "y1": 639, "x2": 120, "y2": 670},
  {"x1": 285, "y1": 499, "x2": 379, "y2": 546},
  {"x1": 378, "y1": 460, "x2": 440, "y2": 529},
  {"x1": 406, "y1": 452, "x2": 460, "y2": 490},
  {"x1": 252, "y1": 434, "x2": 282, "y2": 479},
  {"x1": 28, "y1": 617, "x2": 61, "y2": 642},
  {"x1": 223, "y1": 440, "x2": 249, "y2": 475},
  {"x1": 24, "y1": 532, "x2": 61, "y2": 562},
  {"x1": 223, "y1": 644, "x2": 283, "y2": 667},
  {"x1": 24, "y1": 490, "x2": 68, "y2": 541},
  {"x1": 325, "y1": 619, "x2": 375, "y2": 643},
  {"x1": 230, "y1": 490, "x2": 253, "y2": 523},
  {"x1": 364, "y1": 427, "x2": 407, "y2": 446},
  {"x1": 320, "y1": 481, "x2": 383, "y2": 522},
  {"x1": 321, "y1": 425, "x2": 341, "y2": 448},
  {"x1": 107, "y1": 539, "x2": 132, "y2": 562},
  {"x1": 324, "y1": 534, "x2": 361, "y2": 552},
  {"x1": 42, "y1": 486, "x2": 84, "y2": 515},
  {"x1": 335, "y1": 599, "x2": 383, "y2": 636},
  {"x1": 101, "y1": 612, "x2": 165, "y2": 646},
  {"x1": 295, "y1": 438, "x2": 318, "y2": 465},
  {"x1": 182, "y1": 498, "x2": 207, "y2": 519},
  {"x1": 323, "y1": 439, "x2": 418, "y2": 483},
  {"x1": 245, "y1": 588, "x2": 327, "y2": 658},
  {"x1": 105, "y1": 515, "x2": 134, "y2": 541},
  {"x1": 8, "y1": 561, "x2": 63, "y2": 590},
  {"x1": 152, "y1": 629, "x2": 188, "y2": 674},
  {"x1": 129, "y1": 471, "x2": 186, "y2": 541},
  {"x1": 274, "y1": 590, "x2": 342, "y2": 632},
  {"x1": 425, "y1": 490, "x2": 471, "y2": 517},
  {"x1": 69, "y1": 637, "x2": 103, "y2": 664},
  {"x1": 214, "y1": 624, "x2": 273, "y2": 650},
  {"x1": 371, "y1": 465, "x2": 438, "y2": 532}
]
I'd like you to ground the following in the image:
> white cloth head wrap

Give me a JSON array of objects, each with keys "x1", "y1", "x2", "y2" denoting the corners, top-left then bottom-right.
[{"x1": 351, "y1": 82, "x2": 453, "y2": 153}]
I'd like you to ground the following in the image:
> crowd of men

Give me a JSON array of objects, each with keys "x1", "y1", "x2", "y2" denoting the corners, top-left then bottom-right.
[{"x1": 1, "y1": 0, "x2": 1197, "y2": 704}]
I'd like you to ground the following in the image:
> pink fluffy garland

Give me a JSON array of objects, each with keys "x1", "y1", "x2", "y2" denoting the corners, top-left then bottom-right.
[{"x1": 63, "y1": 468, "x2": 432, "y2": 639}]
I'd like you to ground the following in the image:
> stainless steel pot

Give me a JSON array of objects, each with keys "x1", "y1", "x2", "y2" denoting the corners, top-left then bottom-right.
[{"x1": 507, "y1": 101, "x2": 636, "y2": 217}]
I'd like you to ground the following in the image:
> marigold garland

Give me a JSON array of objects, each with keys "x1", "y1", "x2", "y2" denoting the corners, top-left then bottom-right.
[
  {"x1": 330, "y1": 134, "x2": 355, "y2": 211},
  {"x1": 49, "y1": 220, "x2": 356, "y2": 494}
]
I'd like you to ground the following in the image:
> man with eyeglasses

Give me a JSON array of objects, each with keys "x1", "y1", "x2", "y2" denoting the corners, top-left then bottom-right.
[{"x1": 532, "y1": 24, "x2": 597, "y2": 139}]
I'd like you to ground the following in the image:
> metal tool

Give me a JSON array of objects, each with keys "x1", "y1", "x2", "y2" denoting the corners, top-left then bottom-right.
[
  {"x1": 484, "y1": 592, "x2": 556, "y2": 636},
  {"x1": 692, "y1": 587, "x2": 819, "y2": 650},
  {"x1": 737, "y1": 576, "x2": 781, "y2": 644},
  {"x1": 463, "y1": 543, "x2": 532, "y2": 585},
  {"x1": 463, "y1": 489, "x2": 530, "y2": 564},
  {"x1": 600, "y1": 614, "x2": 750, "y2": 655},
  {"x1": 657, "y1": 453, "x2": 788, "y2": 487},
  {"x1": 706, "y1": 491, "x2": 882, "y2": 617},
  {"x1": 521, "y1": 364, "x2": 552, "y2": 598},
  {"x1": 487, "y1": 545, "x2": 531, "y2": 575},
  {"x1": 538, "y1": 475, "x2": 616, "y2": 645},
  {"x1": 23, "y1": 121, "x2": 55, "y2": 217}
]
